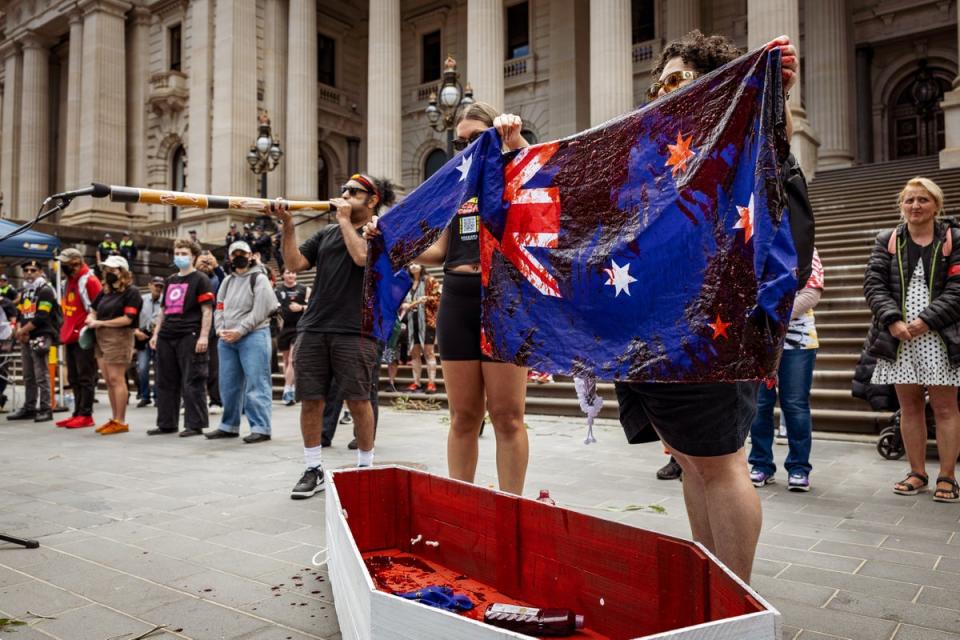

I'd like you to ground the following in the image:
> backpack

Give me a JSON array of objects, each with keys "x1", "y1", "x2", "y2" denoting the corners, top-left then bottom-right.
[{"x1": 782, "y1": 153, "x2": 815, "y2": 289}]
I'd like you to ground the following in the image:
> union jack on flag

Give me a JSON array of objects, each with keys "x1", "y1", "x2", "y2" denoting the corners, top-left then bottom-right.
[{"x1": 364, "y1": 47, "x2": 797, "y2": 382}]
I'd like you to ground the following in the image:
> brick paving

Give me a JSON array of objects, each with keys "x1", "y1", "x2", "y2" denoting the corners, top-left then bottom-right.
[{"x1": 0, "y1": 398, "x2": 958, "y2": 639}]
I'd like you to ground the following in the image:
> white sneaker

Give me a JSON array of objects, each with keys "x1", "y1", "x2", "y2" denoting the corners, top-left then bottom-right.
[{"x1": 209, "y1": 404, "x2": 223, "y2": 415}]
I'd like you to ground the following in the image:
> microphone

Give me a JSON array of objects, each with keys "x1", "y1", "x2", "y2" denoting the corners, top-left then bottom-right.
[{"x1": 43, "y1": 182, "x2": 112, "y2": 204}]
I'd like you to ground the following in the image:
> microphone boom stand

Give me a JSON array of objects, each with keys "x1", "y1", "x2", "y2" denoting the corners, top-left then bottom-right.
[{"x1": 0, "y1": 195, "x2": 73, "y2": 550}]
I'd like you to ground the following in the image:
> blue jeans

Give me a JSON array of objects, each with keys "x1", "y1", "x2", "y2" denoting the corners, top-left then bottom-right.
[
  {"x1": 137, "y1": 347, "x2": 155, "y2": 401},
  {"x1": 218, "y1": 327, "x2": 272, "y2": 435},
  {"x1": 749, "y1": 348, "x2": 816, "y2": 476}
]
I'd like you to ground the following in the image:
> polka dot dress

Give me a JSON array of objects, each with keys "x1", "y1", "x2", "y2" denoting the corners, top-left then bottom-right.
[{"x1": 872, "y1": 261, "x2": 960, "y2": 386}]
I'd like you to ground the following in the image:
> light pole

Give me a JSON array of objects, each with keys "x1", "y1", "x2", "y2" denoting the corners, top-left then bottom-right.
[
  {"x1": 246, "y1": 112, "x2": 283, "y2": 200},
  {"x1": 425, "y1": 56, "x2": 475, "y2": 158}
]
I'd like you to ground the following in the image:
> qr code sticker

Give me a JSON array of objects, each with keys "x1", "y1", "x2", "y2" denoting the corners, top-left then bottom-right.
[{"x1": 460, "y1": 215, "x2": 478, "y2": 235}]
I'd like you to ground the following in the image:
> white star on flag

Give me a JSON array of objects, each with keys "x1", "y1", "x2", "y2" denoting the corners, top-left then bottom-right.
[
  {"x1": 456, "y1": 154, "x2": 473, "y2": 182},
  {"x1": 733, "y1": 193, "x2": 755, "y2": 243},
  {"x1": 603, "y1": 260, "x2": 638, "y2": 297}
]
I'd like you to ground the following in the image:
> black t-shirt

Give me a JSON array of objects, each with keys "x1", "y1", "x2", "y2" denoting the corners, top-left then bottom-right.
[
  {"x1": 159, "y1": 270, "x2": 214, "y2": 338},
  {"x1": 906, "y1": 232, "x2": 934, "y2": 284},
  {"x1": 444, "y1": 197, "x2": 480, "y2": 269},
  {"x1": 276, "y1": 283, "x2": 308, "y2": 330},
  {"x1": 93, "y1": 286, "x2": 142, "y2": 323},
  {"x1": 298, "y1": 225, "x2": 367, "y2": 335}
]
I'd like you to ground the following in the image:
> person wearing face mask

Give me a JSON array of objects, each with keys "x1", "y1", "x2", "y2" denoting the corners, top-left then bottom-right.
[
  {"x1": 56, "y1": 249, "x2": 103, "y2": 428},
  {"x1": 148, "y1": 239, "x2": 214, "y2": 437},
  {"x1": 134, "y1": 276, "x2": 165, "y2": 408},
  {"x1": 206, "y1": 241, "x2": 280, "y2": 444},
  {"x1": 85, "y1": 256, "x2": 142, "y2": 435},
  {"x1": 195, "y1": 252, "x2": 226, "y2": 413},
  {"x1": 9, "y1": 260, "x2": 61, "y2": 422}
]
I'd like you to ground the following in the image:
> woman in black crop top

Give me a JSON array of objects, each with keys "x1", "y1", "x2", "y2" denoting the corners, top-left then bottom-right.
[{"x1": 366, "y1": 102, "x2": 532, "y2": 495}]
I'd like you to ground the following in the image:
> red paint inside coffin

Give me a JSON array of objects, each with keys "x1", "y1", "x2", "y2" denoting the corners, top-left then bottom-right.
[{"x1": 333, "y1": 467, "x2": 765, "y2": 639}]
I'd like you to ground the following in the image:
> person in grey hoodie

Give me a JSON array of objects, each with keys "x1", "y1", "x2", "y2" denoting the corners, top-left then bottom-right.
[{"x1": 206, "y1": 241, "x2": 280, "y2": 444}]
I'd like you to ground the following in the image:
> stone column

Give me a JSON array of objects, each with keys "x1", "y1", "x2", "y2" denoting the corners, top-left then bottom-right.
[
  {"x1": 367, "y1": 0, "x2": 402, "y2": 184},
  {"x1": 18, "y1": 33, "x2": 51, "y2": 217},
  {"x1": 126, "y1": 7, "x2": 150, "y2": 202},
  {"x1": 549, "y1": 0, "x2": 590, "y2": 138},
  {"x1": 747, "y1": 0, "x2": 820, "y2": 178},
  {"x1": 76, "y1": 0, "x2": 131, "y2": 221},
  {"x1": 285, "y1": 0, "x2": 317, "y2": 200},
  {"x1": 939, "y1": 11, "x2": 960, "y2": 168},
  {"x1": 187, "y1": 0, "x2": 212, "y2": 194},
  {"x1": 804, "y1": 0, "x2": 853, "y2": 168},
  {"x1": 467, "y1": 0, "x2": 504, "y2": 111},
  {"x1": 0, "y1": 43, "x2": 21, "y2": 219},
  {"x1": 264, "y1": 0, "x2": 288, "y2": 197},
  {"x1": 855, "y1": 47, "x2": 874, "y2": 164},
  {"x1": 665, "y1": 0, "x2": 701, "y2": 42},
  {"x1": 64, "y1": 13, "x2": 83, "y2": 193},
  {"x1": 589, "y1": 0, "x2": 632, "y2": 126},
  {"x1": 210, "y1": 0, "x2": 257, "y2": 196}
]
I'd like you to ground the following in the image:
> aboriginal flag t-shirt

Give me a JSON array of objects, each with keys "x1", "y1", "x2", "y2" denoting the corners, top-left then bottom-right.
[{"x1": 159, "y1": 270, "x2": 214, "y2": 338}]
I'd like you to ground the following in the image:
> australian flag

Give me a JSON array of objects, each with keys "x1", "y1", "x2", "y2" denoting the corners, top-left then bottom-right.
[{"x1": 364, "y1": 47, "x2": 797, "y2": 383}]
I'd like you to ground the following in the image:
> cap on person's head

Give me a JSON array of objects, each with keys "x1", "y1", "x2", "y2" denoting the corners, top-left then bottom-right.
[
  {"x1": 151, "y1": 275, "x2": 165, "y2": 286},
  {"x1": 104, "y1": 232, "x2": 112, "y2": 239},
  {"x1": 101, "y1": 255, "x2": 129, "y2": 271},
  {"x1": 0, "y1": 274, "x2": 9, "y2": 281},
  {"x1": 22, "y1": 259, "x2": 43, "y2": 270},
  {"x1": 58, "y1": 248, "x2": 84, "y2": 263},
  {"x1": 123, "y1": 231, "x2": 131, "y2": 236},
  {"x1": 230, "y1": 223, "x2": 237, "y2": 229},
  {"x1": 229, "y1": 240, "x2": 252, "y2": 256},
  {"x1": 189, "y1": 229, "x2": 197, "y2": 235}
]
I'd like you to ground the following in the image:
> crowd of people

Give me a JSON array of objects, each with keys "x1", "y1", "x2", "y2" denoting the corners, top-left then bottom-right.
[{"x1": 3, "y1": 29, "x2": 958, "y2": 590}]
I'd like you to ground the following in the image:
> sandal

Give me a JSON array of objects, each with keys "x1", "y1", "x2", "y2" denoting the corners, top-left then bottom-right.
[
  {"x1": 933, "y1": 476, "x2": 960, "y2": 503},
  {"x1": 893, "y1": 471, "x2": 929, "y2": 496}
]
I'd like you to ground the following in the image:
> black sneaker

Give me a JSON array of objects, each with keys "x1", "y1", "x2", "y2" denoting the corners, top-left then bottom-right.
[
  {"x1": 7, "y1": 408, "x2": 36, "y2": 421},
  {"x1": 146, "y1": 428, "x2": 177, "y2": 436},
  {"x1": 339, "y1": 411, "x2": 353, "y2": 425},
  {"x1": 242, "y1": 433, "x2": 271, "y2": 444},
  {"x1": 347, "y1": 438, "x2": 359, "y2": 450},
  {"x1": 204, "y1": 429, "x2": 239, "y2": 439},
  {"x1": 179, "y1": 429, "x2": 203, "y2": 438},
  {"x1": 656, "y1": 458, "x2": 683, "y2": 480},
  {"x1": 291, "y1": 466, "x2": 325, "y2": 499},
  {"x1": 136, "y1": 399, "x2": 151, "y2": 408},
  {"x1": 34, "y1": 410, "x2": 53, "y2": 422}
]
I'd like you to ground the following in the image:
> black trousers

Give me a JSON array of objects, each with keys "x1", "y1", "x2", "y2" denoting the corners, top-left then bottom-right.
[
  {"x1": 66, "y1": 342, "x2": 97, "y2": 417},
  {"x1": 321, "y1": 356, "x2": 381, "y2": 445},
  {"x1": 156, "y1": 332, "x2": 209, "y2": 432},
  {"x1": 206, "y1": 327, "x2": 221, "y2": 406}
]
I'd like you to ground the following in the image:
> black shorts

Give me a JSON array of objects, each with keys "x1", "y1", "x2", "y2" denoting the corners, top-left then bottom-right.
[
  {"x1": 436, "y1": 272, "x2": 494, "y2": 362},
  {"x1": 294, "y1": 332, "x2": 379, "y2": 402},
  {"x1": 277, "y1": 328, "x2": 299, "y2": 352},
  {"x1": 614, "y1": 381, "x2": 759, "y2": 457}
]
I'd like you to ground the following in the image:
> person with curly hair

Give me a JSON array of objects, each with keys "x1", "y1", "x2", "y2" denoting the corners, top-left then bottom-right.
[
  {"x1": 272, "y1": 173, "x2": 396, "y2": 496},
  {"x1": 615, "y1": 30, "x2": 801, "y2": 583}
]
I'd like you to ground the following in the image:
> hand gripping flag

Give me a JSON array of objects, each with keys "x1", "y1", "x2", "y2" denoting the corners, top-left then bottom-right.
[{"x1": 364, "y1": 47, "x2": 797, "y2": 383}]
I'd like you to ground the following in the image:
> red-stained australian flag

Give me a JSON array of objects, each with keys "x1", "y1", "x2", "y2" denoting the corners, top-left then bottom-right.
[{"x1": 364, "y1": 47, "x2": 797, "y2": 382}]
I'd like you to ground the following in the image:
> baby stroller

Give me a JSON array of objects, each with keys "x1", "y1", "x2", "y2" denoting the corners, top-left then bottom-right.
[{"x1": 876, "y1": 402, "x2": 936, "y2": 460}]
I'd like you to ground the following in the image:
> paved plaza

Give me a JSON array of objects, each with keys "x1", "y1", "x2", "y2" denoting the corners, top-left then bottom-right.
[{"x1": 0, "y1": 397, "x2": 959, "y2": 640}]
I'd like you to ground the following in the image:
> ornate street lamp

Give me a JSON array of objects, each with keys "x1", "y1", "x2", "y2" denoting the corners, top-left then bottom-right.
[
  {"x1": 425, "y1": 56, "x2": 475, "y2": 158},
  {"x1": 247, "y1": 112, "x2": 283, "y2": 199}
]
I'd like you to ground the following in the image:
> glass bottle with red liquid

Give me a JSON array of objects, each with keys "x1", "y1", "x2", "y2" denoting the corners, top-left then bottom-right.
[{"x1": 484, "y1": 603, "x2": 584, "y2": 636}]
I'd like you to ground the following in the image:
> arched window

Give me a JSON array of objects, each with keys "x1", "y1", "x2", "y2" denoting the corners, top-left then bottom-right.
[
  {"x1": 170, "y1": 145, "x2": 186, "y2": 221},
  {"x1": 889, "y1": 63, "x2": 949, "y2": 160},
  {"x1": 424, "y1": 148, "x2": 447, "y2": 180},
  {"x1": 521, "y1": 129, "x2": 537, "y2": 145}
]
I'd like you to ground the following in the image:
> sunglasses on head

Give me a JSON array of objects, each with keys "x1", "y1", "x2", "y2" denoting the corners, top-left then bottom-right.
[
  {"x1": 340, "y1": 185, "x2": 369, "y2": 197},
  {"x1": 452, "y1": 131, "x2": 484, "y2": 152},
  {"x1": 648, "y1": 69, "x2": 700, "y2": 99}
]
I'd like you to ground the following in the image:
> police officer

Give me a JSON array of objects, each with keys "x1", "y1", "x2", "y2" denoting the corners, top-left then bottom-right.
[
  {"x1": 119, "y1": 231, "x2": 138, "y2": 264},
  {"x1": 96, "y1": 233, "x2": 119, "y2": 264}
]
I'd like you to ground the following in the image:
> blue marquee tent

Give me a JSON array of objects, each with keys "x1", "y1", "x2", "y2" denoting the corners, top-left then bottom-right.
[{"x1": 0, "y1": 219, "x2": 60, "y2": 259}]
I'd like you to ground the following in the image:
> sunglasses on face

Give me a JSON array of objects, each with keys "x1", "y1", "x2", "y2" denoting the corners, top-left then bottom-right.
[
  {"x1": 340, "y1": 185, "x2": 369, "y2": 197},
  {"x1": 452, "y1": 131, "x2": 484, "y2": 152},
  {"x1": 648, "y1": 70, "x2": 700, "y2": 99},
  {"x1": 22, "y1": 268, "x2": 37, "y2": 273}
]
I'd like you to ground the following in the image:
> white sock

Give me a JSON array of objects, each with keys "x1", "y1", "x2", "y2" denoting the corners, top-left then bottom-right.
[
  {"x1": 284, "y1": 385, "x2": 292, "y2": 393},
  {"x1": 357, "y1": 448, "x2": 374, "y2": 468},
  {"x1": 304, "y1": 445, "x2": 323, "y2": 470}
]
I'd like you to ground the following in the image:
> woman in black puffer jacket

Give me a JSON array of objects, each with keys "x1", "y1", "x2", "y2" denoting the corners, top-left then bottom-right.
[{"x1": 863, "y1": 177, "x2": 960, "y2": 503}]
